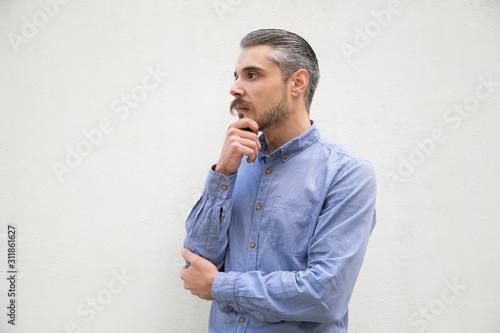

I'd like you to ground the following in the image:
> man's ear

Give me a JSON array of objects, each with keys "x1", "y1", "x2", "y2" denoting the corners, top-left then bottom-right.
[{"x1": 289, "y1": 69, "x2": 309, "y2": 97}]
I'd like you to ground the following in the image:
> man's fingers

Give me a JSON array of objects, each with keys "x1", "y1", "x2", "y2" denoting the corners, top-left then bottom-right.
[
  {"x1": 240, "y1": 130, "x2": 261, "y2": 149},
  {"x1": 215, "y1": 119, "x2": 261, "y2": 176},
  {"x1": 180, "y1": 265, "x2": 188, "y2": 282},
  {"x1": 240, "y1": 145, "x2": 258, "y2": 163},
  {"x1": 226, "y1": 136, "x2": 259, "y2": 163},
  {"x1": 234, "y1": 118, "x2": 259, "y2": 134},
  {"x1": 238, "y1": 132, "x2": 261, "y2": 158}
]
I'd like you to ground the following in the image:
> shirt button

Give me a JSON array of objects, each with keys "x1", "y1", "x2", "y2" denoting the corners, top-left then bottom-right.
[
  {"x1": 239, "y1": 317, "x2": 245, "y2": 323},
  {"x1": 250, "y1": 242, "x2": 256, "y2": 248},
  {"x1": 265, "y1": 169, "x2": 271, "y2": 174},
  {"x1": 220, "y1": 216, "x2": 224, "y2": 221},
  {"x1": 256, "y1": 204, "x2": 262, "y2": 210},
  {"x1": 228, "y1": 306, "x2": 234, "y2": 310},
  {"x1": 221, "y1": 185, "x2": 227, "y2": 190},
  {"x1": 284, "y1": 153, "x2": 288, "y2": 159}
]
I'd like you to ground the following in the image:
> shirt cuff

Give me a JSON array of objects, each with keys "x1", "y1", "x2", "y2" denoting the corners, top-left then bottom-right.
[
  {"x1": 204, "y1": 165, "x2": 237, "y2": 199},
  {"x1": 212, "y1": 271, "x2": 242, "y2": 313}
]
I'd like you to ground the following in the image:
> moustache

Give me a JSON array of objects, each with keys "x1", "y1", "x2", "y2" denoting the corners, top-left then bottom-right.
[{"x1": 229, "y1": 97, "x2": 253, "y2": 114}]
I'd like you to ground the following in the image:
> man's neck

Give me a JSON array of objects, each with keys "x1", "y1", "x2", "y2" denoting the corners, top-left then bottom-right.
[{"x1": 262, "y1": 110, "x2": 311, "y2": 155}]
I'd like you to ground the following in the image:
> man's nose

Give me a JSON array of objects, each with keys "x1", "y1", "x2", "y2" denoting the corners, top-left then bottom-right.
[{"x1": 229, "y1": 79, "x2": 244, "y2": 97}]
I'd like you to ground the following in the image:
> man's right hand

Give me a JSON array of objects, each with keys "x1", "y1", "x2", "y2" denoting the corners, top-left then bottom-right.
[{"x1": 214, "y1": 118, "x2": 261, "y2": 177}]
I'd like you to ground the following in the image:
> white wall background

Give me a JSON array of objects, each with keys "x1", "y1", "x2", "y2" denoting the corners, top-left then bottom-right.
[{"x1": 1, "y1": 0, "x2": 499, "y2": 332}]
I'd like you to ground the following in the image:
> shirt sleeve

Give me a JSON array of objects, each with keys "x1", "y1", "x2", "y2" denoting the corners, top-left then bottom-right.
[
  {"x1": 183, "y1": 166, "x2": 237, "y2": 270},
  {"x1": 211, "y1": 159, "x2": 377, "y2": 323}
]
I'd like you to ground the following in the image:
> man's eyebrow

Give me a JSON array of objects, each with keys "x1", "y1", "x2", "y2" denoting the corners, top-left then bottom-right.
[{"x1": 234, "y1": 66, "x2": 264, "y2": 77}]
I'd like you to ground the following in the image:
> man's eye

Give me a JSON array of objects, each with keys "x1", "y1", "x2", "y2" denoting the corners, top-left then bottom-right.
[{"x1": 248, "y1": 72, "x2": 258, "y2": 79}]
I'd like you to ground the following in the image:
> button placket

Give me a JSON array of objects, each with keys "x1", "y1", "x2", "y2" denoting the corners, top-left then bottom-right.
[{"x1": 245, "y1": 162, "x2": 273, "y2": 272}]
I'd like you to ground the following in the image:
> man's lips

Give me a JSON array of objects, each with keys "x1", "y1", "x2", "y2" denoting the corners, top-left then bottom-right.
[
  {"x1": 230, "y1": 98, "x2": 253, "y2": 115},
  {"x1": 236, "y1": 105, "x2": 250, "y2": 112}
]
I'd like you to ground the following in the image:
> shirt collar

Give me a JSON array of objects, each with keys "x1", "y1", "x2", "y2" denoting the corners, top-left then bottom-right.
[{"x1": 258, "y1": 120, "x2": 320, "y2": 163}]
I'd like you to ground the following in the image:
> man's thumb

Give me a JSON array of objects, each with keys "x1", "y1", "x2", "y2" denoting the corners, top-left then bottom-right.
[{"x1": 181, "y1": 248, "x2": 195, "y2": 262}]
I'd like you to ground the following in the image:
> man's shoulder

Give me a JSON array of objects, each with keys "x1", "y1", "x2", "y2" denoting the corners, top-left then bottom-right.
[
  {"x1": 314, "y1": 135, "x2": 375, "y2": 182},
  {"x1": 315, "y1": 135, "x2": 369, "y2": 163}
]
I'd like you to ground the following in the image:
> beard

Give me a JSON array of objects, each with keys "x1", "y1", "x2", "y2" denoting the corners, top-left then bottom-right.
[{"x1": 229, "y1": 85, "x2": 289, "y2": 131}]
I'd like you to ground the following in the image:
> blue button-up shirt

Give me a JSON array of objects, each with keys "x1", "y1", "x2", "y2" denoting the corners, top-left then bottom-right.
[{"x1": 184, "y1": 122, "x2": 377, "y2": 332}]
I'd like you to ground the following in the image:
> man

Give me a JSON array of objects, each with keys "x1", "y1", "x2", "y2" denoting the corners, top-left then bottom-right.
[{"x1": 180, "y1": 29, "x2": 376, "y2": 332}]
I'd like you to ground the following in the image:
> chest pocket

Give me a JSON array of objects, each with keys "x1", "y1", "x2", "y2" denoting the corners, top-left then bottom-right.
[{"x1": 269, "y1": 196, "x2": 317, "y2": 256}]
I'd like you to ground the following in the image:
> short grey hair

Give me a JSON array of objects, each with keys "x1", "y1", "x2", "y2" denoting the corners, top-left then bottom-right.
[{"x1": 240, "y1": 29, "x2": 320, "y2": 113}]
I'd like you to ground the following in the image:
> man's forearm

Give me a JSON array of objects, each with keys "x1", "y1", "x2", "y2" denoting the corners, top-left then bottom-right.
[{"x1": 183, "y1": 167, "x2": 236, "y2": 269}]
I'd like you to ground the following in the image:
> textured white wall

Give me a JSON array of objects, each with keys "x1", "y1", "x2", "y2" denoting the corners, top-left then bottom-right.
[{"x1": 1, "y1": 0, "x2": 499, "y2": 332}]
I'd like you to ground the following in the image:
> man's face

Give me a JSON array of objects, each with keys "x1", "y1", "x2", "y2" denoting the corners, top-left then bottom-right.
[{"x1": 229, "y1": 45, "x2": 289, "y2": 131}]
